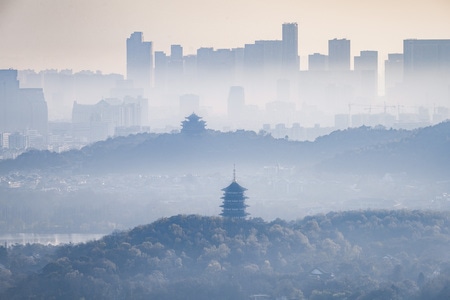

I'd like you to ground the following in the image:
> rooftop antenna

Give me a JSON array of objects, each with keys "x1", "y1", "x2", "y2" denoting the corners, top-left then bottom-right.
[{"x1": 233, "y1": 164, "x2": 236, "y2": 182}]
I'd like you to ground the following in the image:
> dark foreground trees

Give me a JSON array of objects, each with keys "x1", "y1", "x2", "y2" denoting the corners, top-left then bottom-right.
[{"x1": 2, "y1": 210, "x2": 450, "y2": 299}]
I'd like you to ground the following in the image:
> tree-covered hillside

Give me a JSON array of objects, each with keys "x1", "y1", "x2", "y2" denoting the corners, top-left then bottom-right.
[
  {"x1": 2, "y1": 210, "x2": 450, "y2": 299},
  {"x1": 1, "y1": 122, "x2": 449, "y2": 233},
  {"x1": 319, "y1": 121, "x2": 450, "y2": 179},
  {"x1": 0, "y1": 123, "x2": 422, "y2": 176}
]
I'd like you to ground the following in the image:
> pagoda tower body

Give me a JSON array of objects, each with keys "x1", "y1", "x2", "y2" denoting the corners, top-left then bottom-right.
[
  {"x1": 181, "y1": 113, "x2": 206, "y2": 135},
  {"x1": 220, "y1": 171, "x2": 249, "y2": 219}
]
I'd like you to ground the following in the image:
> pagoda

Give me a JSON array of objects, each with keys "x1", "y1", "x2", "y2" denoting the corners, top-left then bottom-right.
[
  {"x1": 181, "y1": 113, "x2": 206, "y2": 135},
  {"x1": 220, "y1": 168, "x2": 249, "y2": 219}
]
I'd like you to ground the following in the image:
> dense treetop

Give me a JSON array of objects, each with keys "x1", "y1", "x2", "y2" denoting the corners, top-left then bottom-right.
[{"x1": 2, "y1": 210, "x2": 450, "y2": 299}]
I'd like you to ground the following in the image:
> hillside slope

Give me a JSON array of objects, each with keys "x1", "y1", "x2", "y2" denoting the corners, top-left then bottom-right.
[
  {"x1": 0, "y1": 125, "x2": 419, "y2": 175},
  {"x1": 318, "y1": 121, "x2": 450, "y2": 179},
  {"x1": 3, "y1": 211, "x2": 450, "y2": 299}
]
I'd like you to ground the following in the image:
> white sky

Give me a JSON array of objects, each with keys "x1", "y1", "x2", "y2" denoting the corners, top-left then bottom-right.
[{"x1": 0, "y1": 0, "x2": 449, "y2": 74}]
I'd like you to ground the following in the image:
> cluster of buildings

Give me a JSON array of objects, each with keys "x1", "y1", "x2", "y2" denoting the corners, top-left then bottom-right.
[
  {"x1": 1, "y1": 69, "x2": 151, "y2": 157},
  {"x1": 126, "y1": 25, "x2": 450, "y2": 130},
  {"x1": 0, "y1": 70, "x2": 48, "y2": 151},
  {"x1": 1, "y1": 23, "x2": 450, "y2": 157}
]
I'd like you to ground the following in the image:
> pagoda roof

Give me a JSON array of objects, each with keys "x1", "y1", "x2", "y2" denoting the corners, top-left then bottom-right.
[
  {"x1": 221, "y1": 181, "x2": 247, "y2": 192},
  {"x1": 185, "y1": 112, "x2": 202, "y2": 121}
]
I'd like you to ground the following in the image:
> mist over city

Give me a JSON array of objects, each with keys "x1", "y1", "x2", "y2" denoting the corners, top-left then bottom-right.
[{"x1": 0, "y1": 1, "x2": 450, "y2": 299}]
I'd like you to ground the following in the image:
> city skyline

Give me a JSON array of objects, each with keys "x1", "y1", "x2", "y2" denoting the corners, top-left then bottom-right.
[{"x1": 1, "y1": 0, "x2": 449, "y2": 74}]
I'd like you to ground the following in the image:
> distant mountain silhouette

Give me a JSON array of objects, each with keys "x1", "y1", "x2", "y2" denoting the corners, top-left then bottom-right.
[
  {"x1": 318, "y1": 121, "x2": 450, "y2": 179},
  {"x1": 1, "y1": 122, "x2": 448, "y2": 178}
]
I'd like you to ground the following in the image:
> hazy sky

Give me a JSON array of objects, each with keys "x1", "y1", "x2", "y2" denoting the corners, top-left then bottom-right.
[{"x1": 1, "y1": 0, "x2": 449, "y2": 74}]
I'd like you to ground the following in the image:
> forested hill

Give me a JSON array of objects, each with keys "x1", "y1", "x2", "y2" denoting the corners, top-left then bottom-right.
[
  {"x1": 3, "y1": 210, "x2": 450, "y2": 299},
  {"x1": 318, "y1": 121, "x2": 450, "y2": 179},
  {"x1": 2, "y1": 122, "x2": 450, "y2": 177}
]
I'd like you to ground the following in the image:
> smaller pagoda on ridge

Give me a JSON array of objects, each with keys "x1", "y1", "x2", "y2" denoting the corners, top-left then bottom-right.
[
  {"x1": 220, "y1": 167, "x2": 249, "y2": 219},
  {"x1": 181, "y1": 113, "x2": 206, "y2": 135}
]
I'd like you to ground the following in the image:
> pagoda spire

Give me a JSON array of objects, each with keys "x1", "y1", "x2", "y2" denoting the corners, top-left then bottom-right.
[{"x1": 233, "y1": 164, "x2": 236, "y2": 182}]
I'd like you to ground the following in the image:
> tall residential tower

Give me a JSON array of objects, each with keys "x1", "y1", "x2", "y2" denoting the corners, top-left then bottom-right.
[
  {"x1": 328, "y1": 38, "x2": 351, "y2": 71},
  {"x1": 282, "y1": 23, "x2": 299, "y2": 72},
  {"x1": 126, "y1": 32, "x2": 153, "y2": 94},
  {"x1": 403, "y1": 39, "x2": 450, "y2": 78}
]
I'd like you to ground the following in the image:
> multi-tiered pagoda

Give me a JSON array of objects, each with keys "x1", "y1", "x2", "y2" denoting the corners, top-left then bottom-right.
[
  {"x1": 220, "y1": 169, "x2": 249, "y2": 219},
  {"x1": 181, "y1": 113, "x2": 206, "y2": 135}
]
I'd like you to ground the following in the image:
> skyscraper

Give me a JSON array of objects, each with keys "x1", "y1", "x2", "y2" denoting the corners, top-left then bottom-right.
[
  {"x1": 308, "y1": 53, "x2": 328, "y2": 71},
  {"x1": 328, "y1": 38, "x2": 350, "y2": 71},
  {"x1": 168, "y1": 44, "x2": 184, "y2": 90},
  {"x1": 282, "y1": 23, "x2": 299, "y2": 72},
  {"x1": 169, "y1": 44, "x2": 183, "y2": 74},
  {"x1": 403, "y1": 39, "x2": 450, "y2": 78},
  {"x1": 354, "y1": 51, "x2": 378, "y2": 72},
  {"x1": 227, "y1": 86, "x2": 245, "y2": 120},
  {"x1": 354, "y1": 51, "x2": 378, "y2": 100},
  {"x1": 154, "y1": 51, "x2": 168, "y2": 90},
  {"x1": 244, "y1": 43, "x2": 265, "y2": 74},
  {"x1": 255, "y1": 40, "x2": 283, "y2": 73},
  {"x1": 402, "y1": 39, "x2": 450, "y2": 107},
  {"x1": 126, "y1": 32, "x2": 152, "y2": 94},
  {"x1": 384, "y1": 53, "x2": 403, "y2": 93},
  {"x1": 0, "y1": 69, "x2": 48, "y2": 136},
  {"x1": 196, "y1": 47, "x2": 214, "y2": 80}
]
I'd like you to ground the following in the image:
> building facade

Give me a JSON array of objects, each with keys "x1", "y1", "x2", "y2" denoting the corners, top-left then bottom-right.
[
  {"x1": 328, "y1": 38, "x2": 351, "y2": 71},
  {"x1": 127, "y1": 32, "x2": 153, "y2": 94},
  {"x1": 0, "y1": 69, "x2": 48, "y2": 139},
  {"x1": 282, "y1": 22, "x2": 299, "y2": 72}
]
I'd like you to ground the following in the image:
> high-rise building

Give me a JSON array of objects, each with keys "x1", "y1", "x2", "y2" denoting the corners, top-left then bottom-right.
[
  {"x1": 354, "y1": 51, "x2": 378, "y2": 99},
  {"x1": 154, "y1": 51, "x2": 168, "y2": 90},
  {"x1": 354, "y1": 51, "x2": 378, "y2": 72},
  {"x1": 183, "y1": 55, "x2": 197, "y2": 73},
  {"x1": 169, "y1": 45, "x2": 184, "y2": 75},
  {"x1": 232, "y1": 47, "x2": 245, "y2": 80},
  {"x1": 168, "y1": 45, "x2": 184, "y2": 90},
  {"x1": 328, "y1": 38, "x2": 351, "y2": 71},
  {"x1": 403, "y1": 39, "x2": 450, "y2": 78},
  {"x1": 72, "y1": 97, "x2": 147, "y2": 143},
  {"x1": 19, "y1": 88, "x2": 48, "y2": 136},
  {"x1": 384, "y1": 53, "x2": 403, "y2": 93},
  {"x1": 196, "y1": 47, "x2": 214, "y2": 80},
  {"x1": 244, "y1": 43, "x2": 265, "y2": 73},
  {"x1": 282, "y1": 23, "x2": 299, "y2": 72},
  {"x1": 126, "y1": 32, "x2": 152, "y2": 93},
  {"x1": 227, "y1": 86, "x2": 245, "y2": 120},
  {"x1": 0, "y1": 70, "x2": 48, "y2": 137},
  {"x1": 210, "y1": 49, "x2": 236, "y2": 83},
  {"x1": 255, "y1": 40, "x2": 283, "y2": 73},
  {"x1": 402, "y1": 39, "x2": 450, "y2": 107},
  {"x1": 8, "y1": 132, "x2": 27, "y2": 150},
  {"x1": 308, "y1": 53, "x2": 328, "y2": 71},
  {"x1": 170, "y1": 45, "x2": 183, "y2": 62}
]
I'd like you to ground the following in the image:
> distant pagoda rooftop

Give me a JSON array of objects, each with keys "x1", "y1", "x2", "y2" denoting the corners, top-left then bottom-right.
[
  {"x1": 221, "y1": 181, "x2": 247, "y2": 193},
  {"x1": 180, "y1": 113, "x2": 206, "y2": 135}
]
